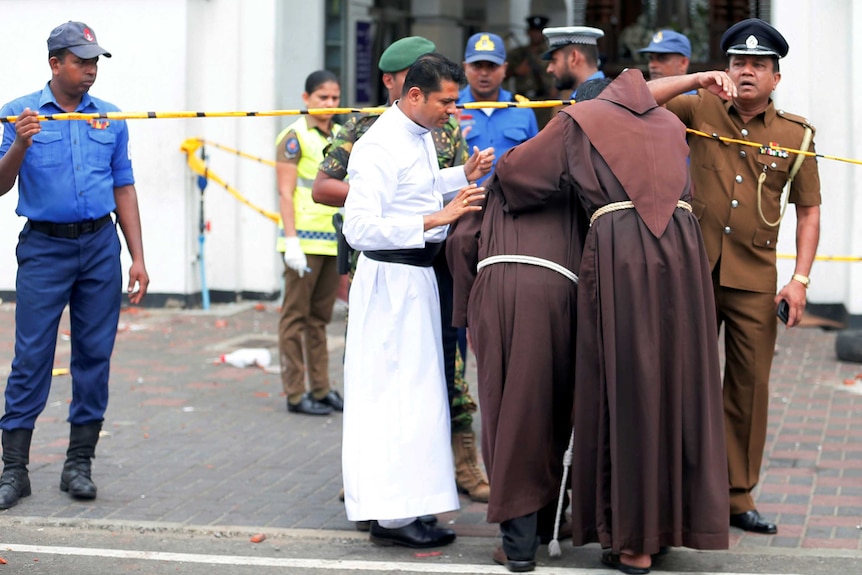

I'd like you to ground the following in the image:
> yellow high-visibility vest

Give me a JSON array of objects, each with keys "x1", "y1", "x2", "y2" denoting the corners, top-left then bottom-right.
[{"x1": 276, "y1": 117, "x2": 341, "y2": 256}]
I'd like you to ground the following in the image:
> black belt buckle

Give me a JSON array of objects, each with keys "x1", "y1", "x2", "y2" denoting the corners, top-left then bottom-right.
[{"x1": 30, "y1": 214, "x2": 111, "y2": 239}]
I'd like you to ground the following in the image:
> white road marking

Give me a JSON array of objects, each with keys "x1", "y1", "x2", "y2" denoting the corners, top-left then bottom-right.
[{"x1": 0, "y1": 543, "x2": 804, "y2": 574}]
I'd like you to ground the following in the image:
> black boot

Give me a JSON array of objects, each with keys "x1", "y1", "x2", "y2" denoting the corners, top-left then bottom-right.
[
  {"x1": 0, "y1": 428, "x2": 33, "y2": 510},
  {"x1": 60, "y1": 422, "x2": 101, "y2": 500}
]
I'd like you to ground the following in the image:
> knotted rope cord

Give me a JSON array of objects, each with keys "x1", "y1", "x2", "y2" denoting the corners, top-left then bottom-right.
[{"x1": 590, "y1": 200, "x2": 691, "y2": 226}]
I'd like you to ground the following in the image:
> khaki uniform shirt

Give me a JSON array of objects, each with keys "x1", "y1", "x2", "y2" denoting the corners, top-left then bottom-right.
[{"x1": 666, "y1": 91, "x2": 821, "y2": 293}]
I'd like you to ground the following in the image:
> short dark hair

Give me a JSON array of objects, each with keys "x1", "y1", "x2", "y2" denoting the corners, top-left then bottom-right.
[
  {"x1": 403, "y1": 52, "x2": 465, "y2": 99},
  {"x1": 573, "y1": 44, "x2": 599, "y2": 67},
  {"x1": 304, "y1": 69, "x2": 340, "y2": 94},
  {"x1": 575, "y1": 77, "x2": 612, "y2": 102},
  {"x1": 48, "y1": 48, "x2": 70, "y2": 61}
]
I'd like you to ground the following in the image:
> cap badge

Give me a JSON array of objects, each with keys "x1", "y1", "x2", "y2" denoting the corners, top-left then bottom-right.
[
  {"x1": 474, "y1": 34, "x2": 496, "y2": 52},
  {"x1": 745, "y1": 35, "x2": 758, "y2": 49},
  {"x1": 653, "y1": 31, "x2": 663, "y2": 43},
  {"x1": 83, "y1": 28, "x2": 95, "y2": 43}
]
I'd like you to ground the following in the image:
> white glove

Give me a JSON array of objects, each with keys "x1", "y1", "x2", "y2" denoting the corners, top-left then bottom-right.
[{"x1": 283, "y1": 236, "x2": 308, "y2": 278}]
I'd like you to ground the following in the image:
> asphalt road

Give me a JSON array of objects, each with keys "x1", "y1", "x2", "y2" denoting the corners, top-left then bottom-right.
[{"x1": 1, "y1": 517, "x2": 859, "y2": 574}]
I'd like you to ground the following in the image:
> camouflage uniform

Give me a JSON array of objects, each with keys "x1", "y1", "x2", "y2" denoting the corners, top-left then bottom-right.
[{"x1": 320, "y1": 111, "x2": 477, "y2": 432}]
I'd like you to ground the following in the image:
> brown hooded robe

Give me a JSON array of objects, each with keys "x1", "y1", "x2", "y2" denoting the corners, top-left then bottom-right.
[{"x1": 567, "y1": 69, "x2": 728, "y2": 554}]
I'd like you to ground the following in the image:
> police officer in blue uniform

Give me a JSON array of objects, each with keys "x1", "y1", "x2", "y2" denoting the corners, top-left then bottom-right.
[
  {"x1": 0, "y1": 21, "x2": 149, "y2": 509},
  {"x1": 458, "y1": 32, "x2": 538, "y2": 185}
]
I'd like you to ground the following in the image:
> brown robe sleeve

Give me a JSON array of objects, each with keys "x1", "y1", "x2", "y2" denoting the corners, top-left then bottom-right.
[
  {"x1": 447, "y1": 114, "x2": 571, "y2": 327},
  {"x1": 495, "y1": 113, "x2": 571, "y2": 214}
]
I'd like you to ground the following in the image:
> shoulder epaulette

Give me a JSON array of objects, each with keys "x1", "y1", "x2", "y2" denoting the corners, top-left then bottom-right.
[{"x1": 776, "y1": 109, "x2": 815, "y2": 131}]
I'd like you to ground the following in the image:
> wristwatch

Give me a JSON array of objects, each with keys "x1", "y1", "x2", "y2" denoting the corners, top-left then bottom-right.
[{"x1": 791, "y1": 274, "x2": 810, "y2": 288}]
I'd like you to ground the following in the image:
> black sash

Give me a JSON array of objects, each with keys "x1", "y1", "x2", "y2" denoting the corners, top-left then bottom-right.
[{"x1": 363, "y1": 243, "x2": 442, "y2": 267}]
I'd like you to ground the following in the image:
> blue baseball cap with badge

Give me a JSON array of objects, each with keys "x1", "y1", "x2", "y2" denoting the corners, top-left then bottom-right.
[
  {"x1": 464, "y1": 33, "x2": 506, "y2": 66},
  {"x1": 47, "y1": 21, "x2": 112, "y2": 59},
  {"x1": 638, "y1": 30, "x2": 691, "y2": 58}
]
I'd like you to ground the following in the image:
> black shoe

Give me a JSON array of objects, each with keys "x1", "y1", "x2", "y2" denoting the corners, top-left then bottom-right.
[
  {"x1": 60, "y1": 459, "x2": 97, "y2": 500},
  {"x1": 493, "y1": 547, "x2": 535, "y2": 572},
  {"x1": 357, "y1": 515, "x2": 435, "y2": 533},
  {"x1": 287, "y1": 393, "x2": 333, "y2": 416},
  {"x1": 0, "y1": 468, "x2": 31, "y2": 510},
  {"x1": 369, "y1": 519, "x2": 456, "y2": 549},
  {"x1": 601, "y1": 551, "x2": 650, "y2": 575},
  {"x1": 319, "y1": 390, "x2": 344, "y2": 412},
  {"x1": 730, "y1": 509, "x2": 777, "y2": 534}
]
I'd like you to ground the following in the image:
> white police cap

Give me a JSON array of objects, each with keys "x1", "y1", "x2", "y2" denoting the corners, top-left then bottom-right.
[{"x1": 542, "y1": 26, "x2": 604, "y2": 60}]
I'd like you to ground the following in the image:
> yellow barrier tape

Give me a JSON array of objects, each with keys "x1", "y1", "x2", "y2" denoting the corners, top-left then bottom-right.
[
  {"x1": 777, "y1": 254, "x2": 862, "y2": 262},
  {"x1": 686, "y1": 128, "x2": 862, "y2": 167},
  {"x1": 4, "y1": 100, "x2": 861, "y2": 167},
  {"x1": 179, "y1": 138, "x2": 280, "y2": 223},
  {"x1": 196, "y1": 139, "x2": 276, "y2": 167},
  {"x1": 185, "y1": 137, "x2": 862, "y2": 261}
]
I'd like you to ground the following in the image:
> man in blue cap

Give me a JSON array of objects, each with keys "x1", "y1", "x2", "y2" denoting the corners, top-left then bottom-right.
[
  {"x1": 0, "y1": 21, "x2": 149, "y2": 509},
  {"x1": 638, "y1": 29, "x2": 691, "y2": 80},
  {"x1": 458, "y1": 33, "x2": 538, "y2": 184},
  {"x1": 649, "y1": 18, "x2": 821, "y2": 537}
]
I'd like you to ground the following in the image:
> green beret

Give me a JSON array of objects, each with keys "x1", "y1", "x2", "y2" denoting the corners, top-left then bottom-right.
[{"x1": 378, "y1": 36, "x2": 436, "y2": 73}]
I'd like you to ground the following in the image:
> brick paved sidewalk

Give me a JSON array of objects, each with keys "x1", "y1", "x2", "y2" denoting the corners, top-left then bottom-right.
[{"x1": 0, "y1": 301, "x2": 859, "y2": 552}]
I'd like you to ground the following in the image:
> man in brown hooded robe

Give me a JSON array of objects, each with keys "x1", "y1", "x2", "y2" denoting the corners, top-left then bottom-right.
[
  {"x1": 449, "y1": 69, "x2": 731, "y2": 573},
  {"x1": 568, "y1": 71, "x2": 729, "y2": 573}
]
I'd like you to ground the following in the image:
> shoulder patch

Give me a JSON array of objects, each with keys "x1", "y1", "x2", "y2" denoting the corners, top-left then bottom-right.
[
  {"x1": 777, "y1": 109, "x2": 814, "y2": 130},
  {"x1": 282, "y1": 132, "x2": 301, "y2": 160}
]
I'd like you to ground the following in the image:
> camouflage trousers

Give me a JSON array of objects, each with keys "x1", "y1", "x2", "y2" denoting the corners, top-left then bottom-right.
[{"x1": 345, "y1": 249, "x2": 477, "y2": 433}]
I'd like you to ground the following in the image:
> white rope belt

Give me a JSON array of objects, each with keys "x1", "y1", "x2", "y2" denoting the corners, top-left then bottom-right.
[
  {"x1": 589, "y1": 200, "x2": 692, "y2": 226},
  {"x1": 476, "y1": 254, "x2": 579, "y2": 285}
]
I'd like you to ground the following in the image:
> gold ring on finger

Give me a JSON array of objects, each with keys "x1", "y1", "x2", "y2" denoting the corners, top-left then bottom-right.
[{"x1": 462, "y1": 199, "x2": 469, "y2": 206}]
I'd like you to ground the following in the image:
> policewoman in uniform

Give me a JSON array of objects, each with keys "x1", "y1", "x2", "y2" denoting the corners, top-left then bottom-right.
[
  {"x1": 651, "y1": 18, "x2": 821, "y2": 535},
  {"x1": 276, "y1": 70, "x2": 344, "y2": 416},
  {"x1": 0, "y1": 21, "x2": 149, "y2": 509}
]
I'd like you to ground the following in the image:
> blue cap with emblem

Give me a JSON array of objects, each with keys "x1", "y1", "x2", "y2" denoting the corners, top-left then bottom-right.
[
  {"x1": 47, "y1": 21, "x2": 111, "y2": 59},
  {"x1": 541, "y1": 26, "x2": 604, "y2": 60},
  {"x1": 720, "y1": 18, "x2": 789, "y2": 58},
  {"x1": 638, "y1": 30, "x2": 691, "y2": 58},
  {"x1": 464, "y1": 33, "x2": 506, "y2": 66}
]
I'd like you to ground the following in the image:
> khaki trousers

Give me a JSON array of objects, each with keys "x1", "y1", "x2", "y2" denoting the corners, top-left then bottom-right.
[
  {"x1": 713, "y1": 271, "x2": 777, "y2": 515},
  {"x1": 279, "y1": 254, "x2": 339, "y2": 399}
]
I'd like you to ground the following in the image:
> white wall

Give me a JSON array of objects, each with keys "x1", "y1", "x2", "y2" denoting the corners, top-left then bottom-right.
[
  {"x1": 773, "y1": 0, "x2": 861, "y2": 314},
  {"x1": 0, "y1": 0, "x2": 293, "y2": 302}
]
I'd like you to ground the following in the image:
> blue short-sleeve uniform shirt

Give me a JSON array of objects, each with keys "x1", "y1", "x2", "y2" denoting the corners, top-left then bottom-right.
[
  {"x1": 457, "y1": 87, "x2": 539, "y2": 184},
  {"x1": 0, "y1": 83, "x2": 135, "y2": 222}
]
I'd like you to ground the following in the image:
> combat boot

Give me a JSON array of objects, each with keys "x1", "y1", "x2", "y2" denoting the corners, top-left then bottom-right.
[
  {"x1": 452, "y1": 427, "x2": 490, "y2": 503},
  {"x1": 60, "y1": 422, "x2": 101, "y2": 500},
  {"x1": 0, "y1": 428, "x2": 33, "y2": 510}
]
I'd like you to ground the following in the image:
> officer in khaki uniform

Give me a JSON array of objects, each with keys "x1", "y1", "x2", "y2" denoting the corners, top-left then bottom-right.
[{"x1": 650, "y1": 18, "x2": 821, "y2": 535}]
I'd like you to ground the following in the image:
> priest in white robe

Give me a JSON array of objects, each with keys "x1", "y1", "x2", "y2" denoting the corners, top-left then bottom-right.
[{"x1": 342, "y1": 53, "x2": 493, "y2": 549}]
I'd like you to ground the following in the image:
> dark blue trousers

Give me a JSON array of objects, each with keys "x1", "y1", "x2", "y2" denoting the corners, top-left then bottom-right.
[{"x1": 1, "y1": 222, "x2": 121, "y2": 430}]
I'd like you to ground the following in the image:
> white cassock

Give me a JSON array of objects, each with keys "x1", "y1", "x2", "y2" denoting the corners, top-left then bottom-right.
[{"x1": 342, "y1": 103, "x2": 467, "y2": 521}]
